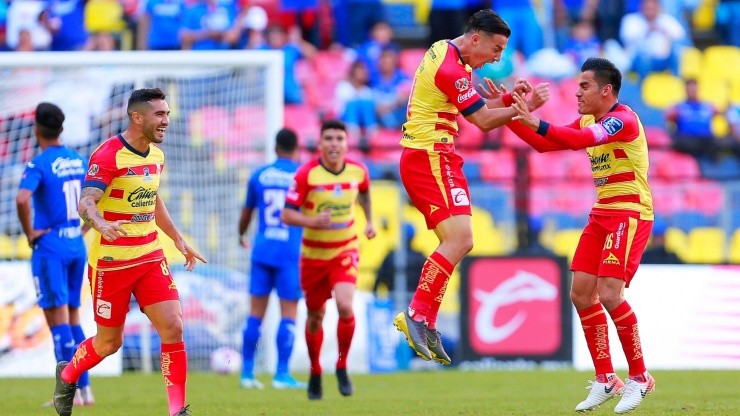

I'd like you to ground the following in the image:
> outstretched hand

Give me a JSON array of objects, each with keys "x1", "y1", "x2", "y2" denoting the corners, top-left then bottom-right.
[
  {"x1": 511, "y1": 92, "x2": 541, "y2": 129},
  {"x1": 176, "y1": 239, "x2": 207, "y2": 271},
  {"x1": 478, "y1": 77, "x2": 508, "y2": 100}
]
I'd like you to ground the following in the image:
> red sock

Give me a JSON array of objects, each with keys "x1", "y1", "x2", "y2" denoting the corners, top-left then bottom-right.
[
  {"x1": 305, "y1": 326, "x2": 324, "y2": 376},
  {"x1": 336, "y1": 315, "x2": 355, "y2": 370},
  {"x1": 161, "y1": 342, "x2": 187, "y2": 416},
  {"x1": 61, "y1": 337, "x2": 103, "y2": 384},
  {"x1": 409, "y1": 251, "x2": 454, "y2": 329},
  {"x1": 608, "y1": 301, "x2": 647, "y2": 378},
  {"x1": 577, "y1": 304, "x2": 614, "y2": 377}
]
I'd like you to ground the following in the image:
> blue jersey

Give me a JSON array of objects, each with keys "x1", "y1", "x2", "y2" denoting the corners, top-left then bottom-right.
[
  {"x1": 245, "y1": 158, "x2": 302, "y2": 267},
  {"x1": 19, "y1": 145, "x2": 87, "y2": 255}
]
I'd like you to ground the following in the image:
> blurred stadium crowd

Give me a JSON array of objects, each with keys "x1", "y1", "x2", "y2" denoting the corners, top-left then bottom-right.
[{"x1": 0, "y1": 0, "x2": 740, "y2": 277}]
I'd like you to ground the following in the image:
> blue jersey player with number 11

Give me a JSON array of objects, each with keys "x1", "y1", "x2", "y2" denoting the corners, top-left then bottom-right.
[
  {"x1": 237, "y1": 128, "x2": 306, "y2": 390},
  {"x1": 16, "y1": 102, "x2": 94, "y2": 406}
]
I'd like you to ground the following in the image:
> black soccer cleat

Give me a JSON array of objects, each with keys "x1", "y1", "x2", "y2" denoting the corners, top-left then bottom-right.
[
  {"x1": 53, "y1": 361, "x2": 77, "y2": 416},
  {"x1": 425, "y1": 328, "x2": 452, "y2": 365},
  {"x1": 174, "y1": 404, "x2": 191, "y2": 416},
  {"x1": 335, "y1": 368, "x2": 353, "y2": 397},
  {"x1": 307, "y1": 374, "x2": 322, "y2": 400},
  {"x1": 393, "y1": 310, "x2": 432, "y2": 360}
]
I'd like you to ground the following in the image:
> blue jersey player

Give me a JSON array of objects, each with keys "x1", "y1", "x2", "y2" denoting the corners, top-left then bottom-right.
[
  {"x1": 237, "y1": 128, "x2": 305, "y2": 390},
  {"x1": 15, "y1": 103, "x2": 93, "y2": 405}
]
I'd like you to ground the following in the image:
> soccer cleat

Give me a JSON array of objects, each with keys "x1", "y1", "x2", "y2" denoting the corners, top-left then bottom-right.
[
  {"x1": 307, "y1": 374, "x2": 322, "y2": 400},
  {"x1": 425, "y1": 328, "x2": 451, "y2": 365},
  {"x1": 240, "y1": 377, "x2": 264, "y2": 390},
  {"x1": 53, "y1": 361, "x2": 77, "y2": 416},
  {"x1": 79, "y1": 386, "x2": 95, "y2": 406},
  {"x1": 272, "y1": 373, "x2": 307, "y2": 390},
  {"x1": 173, "y1": 404, "x2": 191, "y2": 416},
  {"x1": 614, "y1": 373, "x2": 655, "y2": 414},
  {"x1": 393, "y1": 311, "x2": 432, "y2": 361},
  {"x1": 575, "y1": 374, "x2": 625, "y2": 412},
  {"x1": 335, "y1": 368, "x2": 353, "y2": 397}
]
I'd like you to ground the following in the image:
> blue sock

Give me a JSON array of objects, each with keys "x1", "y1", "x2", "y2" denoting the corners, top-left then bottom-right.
[
  {"x1": 275, "y1": 319, "x2": 296, "y2": 376},
  {"x1": 50, "y1": 324, "x2": 75, "y2": 363},
  {"x1": 71, "y1": 325, "x2": 90, "y2": 388},
  {"x1": 241, "y1": 316, "x2": 262, "y2": 379}
]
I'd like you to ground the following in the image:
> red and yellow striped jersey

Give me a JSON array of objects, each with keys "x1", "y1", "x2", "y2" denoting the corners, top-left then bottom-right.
[
  {"x1": 284, "y1": 158, "x2": 370, "y2": 261},
  {"x1": 400, "y1": 40, "x2": 485, "y2": 150},
  {"x1": 83, "y1": 135, "x2": 165, "y2": 270},
  {"x1": 581, "y1": 108, "x2": 654, "y2": 220},
  {"x1": 508, "y1": 103, "x2": 654, "y2": 220}
]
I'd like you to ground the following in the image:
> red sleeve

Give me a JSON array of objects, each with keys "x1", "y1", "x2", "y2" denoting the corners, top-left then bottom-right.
[
  {"x1": 358, "y1": 163, "x2": 370, "y2": 193},
  {"x1": 82, "y1": 145, "x2": 118, "y2": 190},
  {"x1": 506, "y1": 121, "x2": 569, "y2": 152},
  {"x1": 285, "y1": 164, "x2": 310, "y2": 209},
  {"x1": 543, "y1": 112, "x2": 640, "y2": 150},
  {"x1": 434, "y1": 51, "x2": 485, "y2": 116}
]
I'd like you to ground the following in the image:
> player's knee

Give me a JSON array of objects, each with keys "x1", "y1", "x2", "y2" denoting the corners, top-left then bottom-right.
[
  {"x1": 159, "y1": 317, "x2": 184, "y2": 340},
  {"x1": 336, "y1": 301, "x2": 353, "y2": 319},
  {"x1": 597, "y1": 290, "x2": 622, "y2": 310}
]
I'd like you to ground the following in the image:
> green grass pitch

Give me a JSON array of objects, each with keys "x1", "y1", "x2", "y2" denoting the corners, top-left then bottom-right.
[{"x1": 2, "y1": 369, "x2": 739, "y2": 415}]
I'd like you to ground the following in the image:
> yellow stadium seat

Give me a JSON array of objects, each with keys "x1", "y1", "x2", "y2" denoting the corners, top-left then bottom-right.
[
  {"x1": 712, "y1": 115, "x2": 730, "y2": 138},
  {"x1": 552, "y1": 229, "x2": 582, "y2": 262},
  {"x1": 692, "y1": 0, "x2": 717, "y2": 31},
  {"x1": 642, "y1": 73, "x2": 686, "y2": 109},
  {"x1": 0, "y1": 235, "x2": 15, "y2": 259},
  {"x1": 702, "y1": 45, "x2": 740, "y2": 82},
  {"x1": 732, "y1": 78, "x2": 740, "y2": 105},
  {"x1": 15, "y1": 236, "x2": 32, "y2": 260},
  {"x1": 679, "y1": 47, "x2": 703, "y2": 79},
  {"x1": 684, "y1": 227, "x2": 725, "y2": 264},
  {"x1": 469, "y1": 206, "x2": 507, "y2": 256},
  {"x1": 729, "y1": 230, "x2": 740, "y2": 264},
  {"x1": 370, "y1": 180, "x2": 403, "y2": 246},
  {"x1": 664, "y1": 227, "x2": 688, "y2": 262},
  {"x1": 439, "y1": 269, "x2": 460, "y2": 313},
  {"x1": 698, "y1": 77, "x2": 731, "y2": 111}
]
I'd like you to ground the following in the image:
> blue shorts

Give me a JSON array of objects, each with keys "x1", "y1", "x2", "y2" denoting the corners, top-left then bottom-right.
[
  {"x1": 32, "y1": 252, "x2": 86, "y2": 309},
  {"x1": 249, "y1": 261, "x2": 302, "y2": 301}
]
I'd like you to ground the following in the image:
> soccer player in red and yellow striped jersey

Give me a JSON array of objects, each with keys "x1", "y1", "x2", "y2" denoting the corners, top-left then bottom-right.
[
  {"x1": 52, "y1": 88, "x2": 205, "y2": 416},
  {"x1": 394, "y1": 8, "x2": 550, "y2": 365},
  {"x1": 281, "y1": 120, "x2": 376, "y2": 400},
  {"x1": 506, "y1": 57, "x2": 655, "y2": 414}
]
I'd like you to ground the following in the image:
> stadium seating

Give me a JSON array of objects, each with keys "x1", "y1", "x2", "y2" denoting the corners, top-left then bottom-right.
[
  {"x1": 643, "y1": 126, "x2": 672, "y2": 149},
  {"x1": 15, "y1": 237, "x2": 31, "y2": 260},
  {"x1": 702, "y1": 45, "x2": 740, "y2": 82},
  {"x1": 642, "y1": 73, "x2": 686, "y2": 109},
  {"x1": 398, "y1": 48, "x2": 426, "y2": 77},
  {"x1": 478, "y1": 149, "x2": 517, "y2": 182},
  {"x1": 729, "y1": 229, "x2": 740, "y2": 264},
  {"x1": 680, "y1": 47, "x2": 703, "y2": 79},
  {"x1": 664, "y1": 227, "x2": 687, "y2": 260},
  {"x1": 284, "y1": 104, "x2": 322, "y2": 143},
  {"x1": 684, "y1": 227, "x2": 726, "y2": 263},
  {"x1": 550, "y1": 228, "x2": 582, "y2": 262},
  {"x1": 698, "y1": 76, "x2": 731, "y2": 111},
  {"x1": 0, "y1": 234, "x2": 14, "y2": 259}
]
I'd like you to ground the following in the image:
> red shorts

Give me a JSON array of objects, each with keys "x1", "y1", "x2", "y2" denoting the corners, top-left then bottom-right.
[
  {"x1": 399, "y1": 146, "x2": 472, "y2": 229},
  {"x1": 571, "y1": 214, "x2": 653, "y2": 287},
  {"x1": 88, "y1": 259, "x2": 179, "y2": 326},
  {"x1": 300, "y1": 250, "x2": 358, "y2": 311}
]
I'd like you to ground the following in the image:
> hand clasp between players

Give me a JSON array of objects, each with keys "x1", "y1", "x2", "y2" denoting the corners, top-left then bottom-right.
[{"x1": 511, "y1": 91, "x2": 541, "y2": 129}]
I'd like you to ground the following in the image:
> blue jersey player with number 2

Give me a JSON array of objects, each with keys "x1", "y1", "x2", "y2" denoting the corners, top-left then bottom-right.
[
  {"x1": 237, "y1": 128, "x2": 306, "y2": 390},
  {"x1": 16, "y1": 102, "x2": 94, "y2": 406}
]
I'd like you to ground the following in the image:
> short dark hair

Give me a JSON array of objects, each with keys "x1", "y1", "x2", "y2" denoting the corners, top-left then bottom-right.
[
  {"x1": 320, "y1": 119, "x2": 347, "y2": 134},
  {"x1": 127, "y1": 87, "x2": 166, "y2": 116},
  {"x1": 275, "y1": 127, "x2": 298, "y2": 152},
  {"x1": 35, "y1": 102, "x2": 64, "y2": 139},
  {"x1": 464, "y1": 9, "x2": 511, "y2": 38},
  {"x1": 581, "y1": 57, "x2": 622, "y2": 96}
]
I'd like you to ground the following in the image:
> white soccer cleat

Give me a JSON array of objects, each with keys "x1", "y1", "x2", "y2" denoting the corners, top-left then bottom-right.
[
  {"x1": 614, "y1": 373, "x2": 655, "y2": 414},
  {"x1": 240, "y1": 377, "x2": 264, "y2": 390},
  {"x1": 79, "y1": 385, "x2": 95, "y2": 406},
  {"x1": 575, "y1": 374, "x2": 625, "y2": 412}
]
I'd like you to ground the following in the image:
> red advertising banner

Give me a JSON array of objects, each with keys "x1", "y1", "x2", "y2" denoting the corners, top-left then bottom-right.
[{"x1": 459, "y1": 256, "x2": 571, "y2": 363}]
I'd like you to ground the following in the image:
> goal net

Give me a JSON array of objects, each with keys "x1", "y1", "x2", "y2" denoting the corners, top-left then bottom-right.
[{"x1": 0, "y1": 51, "x2": 283, "y2": 373}]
